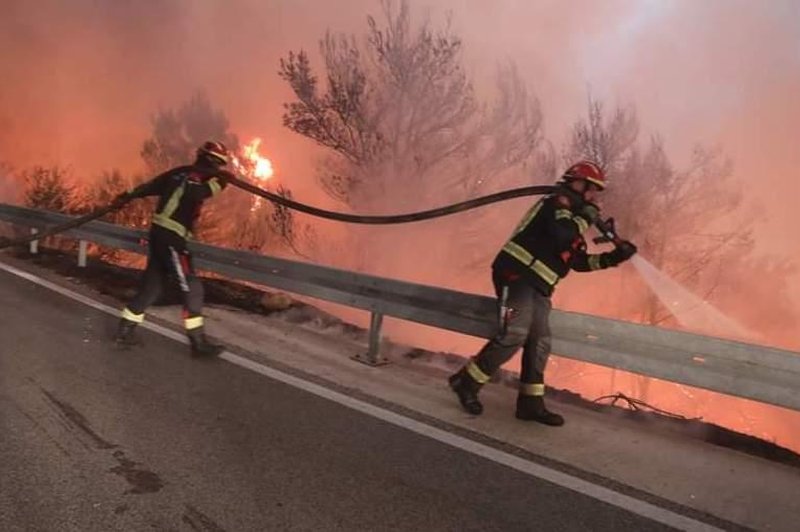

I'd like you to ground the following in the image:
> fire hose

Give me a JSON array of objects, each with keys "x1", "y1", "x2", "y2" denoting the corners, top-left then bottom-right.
[
  {"x1": 228, "y1": 175, "x2": 631, "y2": 248},
  {"x1": 0, "y1": 202, "x2": 124, "y2": 250},
  {"x1": 224, "y1": 174, "x2": 560, "y2": 224},
  {"x1": 0, "y1": 174, "x2": 625, "y2": 248}
]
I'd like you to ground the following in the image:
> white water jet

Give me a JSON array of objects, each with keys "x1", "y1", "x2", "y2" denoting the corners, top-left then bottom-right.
[{"x1": 630, "y1": 255, "x2": 757, "y2": 341}]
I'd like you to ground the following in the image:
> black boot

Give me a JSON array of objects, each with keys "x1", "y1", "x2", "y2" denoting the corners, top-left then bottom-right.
[
  {"x1": 114, "y1": 318, "x2": 141, "y2": 348},
  {"x1": 448, "y1": 368, "x2": 484, "y2": 415},
  {"x1": 187, "y1": 327, "x2": 223, "y2": 358},
  {"x1": 515, "y1": 394, "x2": 564, "y2": 426}
]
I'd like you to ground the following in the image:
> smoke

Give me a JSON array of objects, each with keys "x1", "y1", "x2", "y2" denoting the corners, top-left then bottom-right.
[
  {"x1": 0, "y1": 0, "x2": 373, "y2": 196},
  {"x1": 0, "y1": 163, "x2": 18, "y2": 203},
  {"x1": 3, "y1": 0, "x2": 795, "y2": 260},
  {"x1": 3, "y1": 1, "x2": 797, "y2": 206}
]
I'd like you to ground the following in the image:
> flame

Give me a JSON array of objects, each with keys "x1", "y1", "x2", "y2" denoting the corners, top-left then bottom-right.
[
  {"x1": 234, "y1": 137, "x2": 274, "y2": 181},
  {"x1": 229, "y1": 137, "x2": 275, "y2": 213}
]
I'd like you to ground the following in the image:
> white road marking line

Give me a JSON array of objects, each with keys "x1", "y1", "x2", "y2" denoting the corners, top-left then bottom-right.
[
  {"x1": 0, "y1": 259, "x2": 722, "y2": 532},
  {"x1": 0, "y1": 260, "x2": 189, "y2": 344}
]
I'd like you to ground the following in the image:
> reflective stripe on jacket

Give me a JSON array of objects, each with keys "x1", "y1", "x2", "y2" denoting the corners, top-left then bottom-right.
[
  {"x1": 491, "y1": 192, "x2": 609, "y2": 296},
  {"x1": 128, "y1": 163, "x2": 229, "y2": 239}
]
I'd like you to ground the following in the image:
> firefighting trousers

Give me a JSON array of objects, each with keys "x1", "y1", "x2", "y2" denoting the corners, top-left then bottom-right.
[
  {"x1": 471, "y1": 271, "x2": 553, "y2": 386},
  {"x1": 125, "y1": 230, "x2": 203, "y2": 324}
]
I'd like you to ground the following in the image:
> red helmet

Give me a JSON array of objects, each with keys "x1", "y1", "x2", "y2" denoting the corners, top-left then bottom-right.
[
  {"x1": 563, "y1": 160, "x2": 606, "y2": 190},
  {"x1": 197, "y1": 141, "x2": 230, "y2": 166}
]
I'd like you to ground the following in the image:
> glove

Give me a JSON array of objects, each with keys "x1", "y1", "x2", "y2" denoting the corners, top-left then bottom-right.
[
  {"x1": 577, "y1": 201, "x2": 601, "y2": 224},
  {"x1": 212, "y1": 170, "x2": 234, "y2": 189},
  {"x1": 617, "y1": 240, "x2": 638, "y2": 260},
  {"x1": 217, "y1": 169, "x2": 235, "y2": 182},
  {"x1": 605, "y1": 240, "x2": 638, "y2": 266}
]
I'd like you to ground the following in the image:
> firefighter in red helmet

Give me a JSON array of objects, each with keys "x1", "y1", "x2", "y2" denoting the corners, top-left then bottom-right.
[
  {"x1": 448, "y1": 161, "x2": 637, "y2": 425},
  {"x1": 113, "y1": 141, "x2": 233, "y2": 357}
]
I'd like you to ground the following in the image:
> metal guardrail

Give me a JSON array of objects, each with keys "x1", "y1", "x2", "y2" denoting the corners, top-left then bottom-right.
[{"x1": 2, "y1": 203, "x2": 800, "y2": 412}]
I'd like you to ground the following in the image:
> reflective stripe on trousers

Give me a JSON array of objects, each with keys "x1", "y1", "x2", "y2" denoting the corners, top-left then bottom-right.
[{"x1": 126, "y1": 232, "x2": 204, "y2": 324}]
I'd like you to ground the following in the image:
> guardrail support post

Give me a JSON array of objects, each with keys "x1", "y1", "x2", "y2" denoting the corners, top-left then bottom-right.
[
  {"x1": 78, "y1": 240, "x2": 87, "y2": 267},
  {"x1": 352, "y1": 311, "x2": 390, "y2": 366},
  {"x1": 29, "y1": 228, "x2": 38, "y2": 254}
]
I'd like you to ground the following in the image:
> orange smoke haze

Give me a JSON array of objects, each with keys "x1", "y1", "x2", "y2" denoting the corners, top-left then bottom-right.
[
  {"x1": 1, "y1": 1, "x2": 797, "y2": 258},
  {"x1": 2, "y1": 0, "x2": 799, "y2": 448}
]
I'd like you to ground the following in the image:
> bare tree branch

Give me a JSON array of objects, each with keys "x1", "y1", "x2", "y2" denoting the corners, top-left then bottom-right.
[{"x1": 279, "y1": 0, "x2": 546, "y2": 211}]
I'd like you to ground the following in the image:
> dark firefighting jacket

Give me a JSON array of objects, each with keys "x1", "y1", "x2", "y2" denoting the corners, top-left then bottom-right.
[
  {"x1": 129, "y1": 162, "x2": 230, "y2": 240},
  {"x1": 492, "y1": 190, "x2": 615, "y2": 296}
]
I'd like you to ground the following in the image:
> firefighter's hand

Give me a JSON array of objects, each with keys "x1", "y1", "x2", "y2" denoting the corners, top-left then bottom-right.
[
  {"x1": 615, "y1": 241, "x2": 638, "y2": 262},
  {"x1": 216, "y1": 170, "x2": 235, "y2": 183},
  {"x1": 606, "y1": 241, "x2": 637, "y2": 266},
  {"x1": 578, "y1": 201, "x2": 601, "y2": 224}
]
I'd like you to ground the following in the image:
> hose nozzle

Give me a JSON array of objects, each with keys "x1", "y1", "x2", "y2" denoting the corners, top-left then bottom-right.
[{"x1": 593, "y1": 217, "x2": 623, "y2": 246}]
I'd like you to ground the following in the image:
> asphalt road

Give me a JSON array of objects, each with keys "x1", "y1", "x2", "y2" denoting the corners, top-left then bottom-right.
[{"x1": 0, "y1": 266, "x2": 681, "y2": 532}]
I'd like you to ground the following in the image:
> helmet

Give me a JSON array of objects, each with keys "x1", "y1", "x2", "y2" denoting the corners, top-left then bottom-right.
[
  {"x1": 196, "y1": 141, "x2": 229, "y2": 166},
  {"x1": 562, "y1": 160, "x2": 606, "y2": 190}
]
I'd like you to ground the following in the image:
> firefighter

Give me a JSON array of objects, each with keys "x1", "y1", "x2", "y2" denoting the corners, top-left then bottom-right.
[
  {"x1": 448, "y1": 161, "x2": 637, "y2": 426},
  {"x1": 112, "y1": 141, "x2": 233, "y2": 358}
]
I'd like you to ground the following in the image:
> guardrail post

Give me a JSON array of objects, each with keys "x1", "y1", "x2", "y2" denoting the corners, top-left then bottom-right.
[
  {"x1": 29, "y1": 228, "x2": 38, "y2": 254},
  {"x1": 78, "y1": 240, "x2": 87, "y2": 267},
  {"x1": 352, "y1": 311, "x2": 390, "y2": 366}
]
